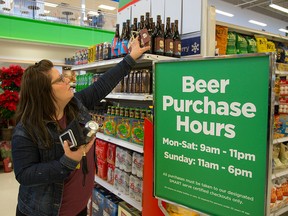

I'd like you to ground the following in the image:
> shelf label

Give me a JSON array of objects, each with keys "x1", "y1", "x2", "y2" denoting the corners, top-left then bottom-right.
[{"x1": 154, "y1": 54, "x2": 273, "y2": 216}]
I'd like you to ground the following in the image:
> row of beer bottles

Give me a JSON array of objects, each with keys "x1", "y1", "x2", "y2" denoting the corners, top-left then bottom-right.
[{"x1": 111, "y1": 12, "x2": 181, "y2": 58}]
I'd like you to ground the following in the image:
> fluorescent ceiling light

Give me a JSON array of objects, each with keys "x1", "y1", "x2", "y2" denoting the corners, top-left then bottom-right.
[
  {"x1": 88, "y1": 11, "x2": 99, "y2": 16},
  {"x1": 279, "y1": 28, "x2": 288, "y2": 33},
  {"x1": 269, "y1": 3, "x2": 288, "y2": 14},
  {"x1": 44, "y1": 10, "x2": 50, "y2": 14},
  {"x1": 249, "y1": 20, "x2": 267, "y2": 27},
  {"x1": 215, "y1": 9, "x2": 234, "y2": 17},
  {"x1": 98, "y1": 4, "x2": 116, "y2": 10},
  {"x1": 44, "y1": 2, "x2": 58, "y2": 8}
]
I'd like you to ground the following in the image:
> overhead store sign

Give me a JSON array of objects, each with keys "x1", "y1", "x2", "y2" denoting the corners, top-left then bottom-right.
[
  {"x1": 154, "y1": 54, "x2": 272, "y2": 216},
  {"x1": 118, "y1": 0, "x2": 140, "y2": 12}
]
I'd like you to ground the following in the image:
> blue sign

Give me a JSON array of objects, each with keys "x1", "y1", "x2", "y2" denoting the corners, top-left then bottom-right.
[{"x1": 181, "y1": 36, "x2": 201, "y2": 56}]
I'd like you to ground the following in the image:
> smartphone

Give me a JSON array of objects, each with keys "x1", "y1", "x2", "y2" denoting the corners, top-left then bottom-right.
[{"x1": 59, "y1": 129, "x2": 77, "y2": 149}]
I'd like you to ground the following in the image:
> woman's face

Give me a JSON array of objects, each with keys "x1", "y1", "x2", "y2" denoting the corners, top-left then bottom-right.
[{"x1": 50, "y1": 67, "x2": 74, "y2": 107}]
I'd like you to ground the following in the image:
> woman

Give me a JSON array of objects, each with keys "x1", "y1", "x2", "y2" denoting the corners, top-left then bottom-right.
[{"x1": 12, "y1": 38, "x2": 149, "y2": 216}]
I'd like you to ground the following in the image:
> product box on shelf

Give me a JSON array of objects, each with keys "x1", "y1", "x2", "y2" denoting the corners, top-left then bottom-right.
[
  {"x1": 277, "y1": 63, "x2": 288, "y2": 72},
  {"x1": 107, "y1": 143, "x2": 116, "y2": 165},
  {"x1": 115, "y1": 117, "x2": 131, "y2": 141},
  {"x1": 271, "y1": 177, "x2": 288, "y2": 213},
  {"x1": 130, "y1": 175, "x2": 142, "y2": 203},
  {"x1": 92, "y1": 186, "x2": 112, "y2": 216},
  {"x1": 104, "y1": 115, "x2": 118, "y2": 136},
  {"x1": 117, "y1": 201, "x2": 141, "y2": 216},
  {"x1": 115, "y1": 147, "x2": 132, "y2": 172},
  {"x1": 130, "y1": 119, "x2": 144, "y2": 145},
  {"x1": 88, "y1": 45, "x2": 96, "y2": 63},
  {"x1": 114, "y1": 168, "x2": 130, "y2": 195},
  {"x1": 114, "y1": 168, "x2": 121, "y2": 191},
  {"x1": 96, "y1": 139, "x2": 108, "y2": 161},
  {"x1": 97, "y1": 158, "x2": 108, "y2": 180},
  {"x1": 103, "y1": 195, "x2": 121, "y2": 216},
  {"x1": 276, "y1": 114, "x2": 288, "y2": 136},
  {"x1": 132, "y1": 152, "x2": 144, "y2": 178},
  {"x1": 107, "y1": 163, "x2": 115, "y2": 185}
]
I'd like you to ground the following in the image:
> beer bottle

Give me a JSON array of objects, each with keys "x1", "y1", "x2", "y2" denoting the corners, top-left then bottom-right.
[
  {"x1": 132, "y1": 17, "x2": 138, "y2": 38},
  {"x1": 146, "y1": 17, "x2": 154, "y2": 53},
  {"x1": 112, "y1": 24, "x2": 120, "y2": 58},
  {"x1": 154, "y1": 22, "x2": 164, "y2": 55},
  {"x1": 144, "y1": 12, "x2": 150, "y2": 30},
  {"x1": 150, "y1": 20, "x2": 155, "y2": 54},
  {"x1": 125, "y1": 19, "x2": 131, "y2": 54},
  {"x1": 119, "y1": 22, "x2": 126, "y2": 57},
  {"x1": 171, "y1": 22, "x2": 175, "y2": 36},
  {"x1": 139, "y1": 15, "x2": 145, "y2": 46},
  {"x1": 164, "y1": 17, "x2": 173, "y2": 56},
  {"x1": 173, "y1": 20, "x2": 181, "y2": 58}
]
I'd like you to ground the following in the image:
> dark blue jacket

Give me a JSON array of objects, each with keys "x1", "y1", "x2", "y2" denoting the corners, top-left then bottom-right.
[{"x1": 12, "y1": 55, "x2": 136, "y2": 216}]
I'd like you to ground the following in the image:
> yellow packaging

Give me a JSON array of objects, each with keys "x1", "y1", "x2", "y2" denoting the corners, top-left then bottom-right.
[
  {"x1": 254, "y1": 35, "x2": 268, "y2": 53},
  {"x1": 267, "y1": 41, "x2": 276, "y2": 52},
  {"x1": 166, "y1": 203, "x2": 200, "y2": 216},
  {"x1": 88, "y1": 45, "x2": 96, "y2": 63},
  {"x1": 215, "y1": 25, "x2": 228, "y2": 55}
]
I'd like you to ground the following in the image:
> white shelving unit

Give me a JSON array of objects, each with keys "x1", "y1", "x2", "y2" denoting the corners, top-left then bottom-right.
[
  {"x1": 71, "y1": 54, "x2": 176, "y2": 71},
  {"x1": 94, "y1": 175, "x2": 142, "y2": 211},
  {"x1": 105, "y1": 93, "x2": 153, "y2": 101},
  {"x1": 96, "y1": 132, "x2": 144, "y2": 153}
]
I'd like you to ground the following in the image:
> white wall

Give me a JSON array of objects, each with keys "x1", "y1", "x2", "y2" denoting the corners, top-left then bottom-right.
[
  {"x1": 208, "y1": 0, "x2": 287, "y2": 36},
  {"x1": 0, "y1": 39, "x2": 80, "y2": 67}
]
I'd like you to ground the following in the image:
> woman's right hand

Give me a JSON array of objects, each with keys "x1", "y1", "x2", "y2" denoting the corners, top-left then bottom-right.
[{"x1": 62, "y1": 136, "x2": 96, "y2": 162}]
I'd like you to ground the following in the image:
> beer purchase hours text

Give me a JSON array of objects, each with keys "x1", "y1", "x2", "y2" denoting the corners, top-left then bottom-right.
[
  {"x1": 162, "y1": 76, "x2": 257, "y2": 139},
  {"x1": 162, "y1": 138, "x2": 255, "y2": 178}
]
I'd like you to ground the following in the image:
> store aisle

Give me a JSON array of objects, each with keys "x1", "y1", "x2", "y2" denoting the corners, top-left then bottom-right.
[{"x1": 0, "y1": 170, "x2": 18, "y2": 216}]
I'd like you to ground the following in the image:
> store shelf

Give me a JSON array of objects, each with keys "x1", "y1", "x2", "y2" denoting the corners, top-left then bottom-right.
[
  {"x1": 96, "y1": 132, "x2": 144, "y2": 153},
  {"x1": 216, "y1": 21, "x2": 288, "y2": 43},
  {"x1": 71, "y1": 54, "x2": 176, "y2": 71},
  {"x1": 272, "y1": 169, "x2": 288, "y2": 180},
  {"x1": 273, "y1": 137, "x2": 288, "y2": 145},
  {"x1": 270, "y1": 205, "x2": 288, "y2": 216},
  {"x1": 0, "y1": 58, "x2": 70, "y2": 67},
  {"x1": 105, "y1": 93, "x2": 153, "y2": 101},
  {"x1": 276, "y1": 71, "x2": 288, "y2": 76},
  {"x1": 95, "y1": 175, "x2": 142, "y2": 211}
]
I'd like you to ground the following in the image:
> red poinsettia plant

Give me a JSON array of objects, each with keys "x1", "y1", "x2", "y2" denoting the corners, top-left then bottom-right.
[{"x1": 0, "y1": 65, "x2": 24, "y2": 128}]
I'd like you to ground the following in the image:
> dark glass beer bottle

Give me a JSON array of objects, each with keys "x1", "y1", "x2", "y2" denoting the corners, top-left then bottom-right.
[
  {"x1": 119, "y1": 22, "x2": 127, "y2": 57},
  {"x1": 173, "y1": 20, "x2": 181, "y2": 58},
  {"x1": 154, "y1": 22, "x2": 164, "y2": 55},
  {"x1": 132, "y1": 17, "x2": 138, "y2": 38},
  {"x1": 112, "y1": 24, "x2": 120, "y2": 58},
  {"x1": 164, "y1": 17, "x2": 173, "y2": 56}
]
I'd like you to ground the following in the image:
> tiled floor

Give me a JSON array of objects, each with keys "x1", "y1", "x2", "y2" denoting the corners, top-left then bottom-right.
[{"x1": 0, "y1": 169, "x2": 18, "y2": 216}]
